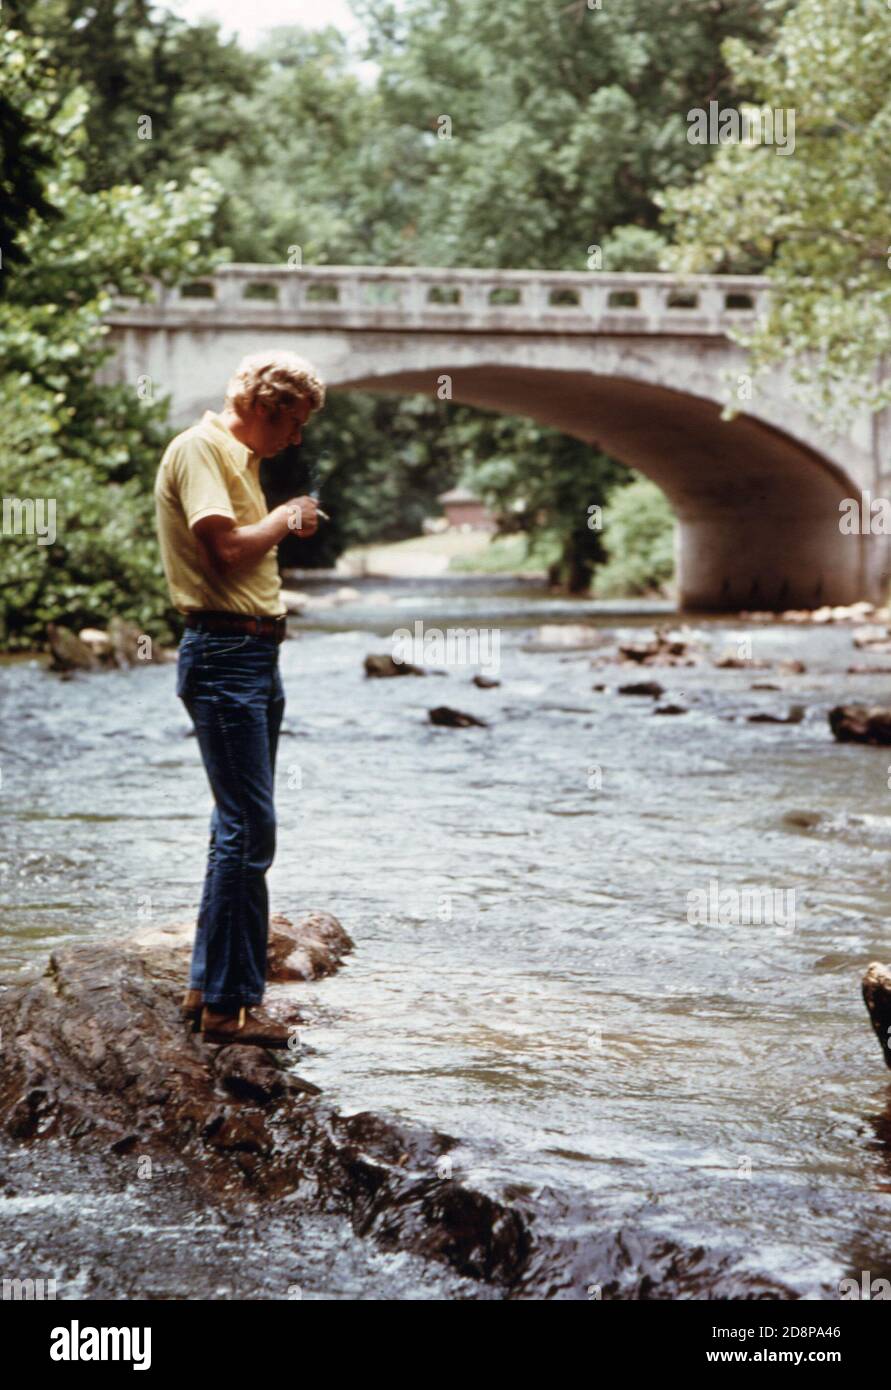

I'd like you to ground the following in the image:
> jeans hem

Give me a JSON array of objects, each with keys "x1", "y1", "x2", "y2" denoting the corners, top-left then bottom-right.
[{"x1": 203, "y1": 993, "x2": 263, "y2": 1008}]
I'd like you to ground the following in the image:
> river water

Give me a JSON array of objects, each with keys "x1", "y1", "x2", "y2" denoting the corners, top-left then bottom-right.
[{"x1": 2, "y1": 575, "x2": 891, "y2": 1299}]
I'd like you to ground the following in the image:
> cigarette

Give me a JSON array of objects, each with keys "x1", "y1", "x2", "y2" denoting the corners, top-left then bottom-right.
[{"x1": 316, "y1": 507, "x2": 330, "y2": 522}]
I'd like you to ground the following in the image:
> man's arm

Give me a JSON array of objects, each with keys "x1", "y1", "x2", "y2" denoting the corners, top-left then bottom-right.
[{"x1": 193, "y1": 497, "x2": 318, "y2": 577}]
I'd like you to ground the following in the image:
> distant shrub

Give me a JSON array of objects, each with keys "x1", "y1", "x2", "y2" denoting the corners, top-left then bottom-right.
[{"x1": 592, "y1": 476, "x2": 676, "y2": 597}]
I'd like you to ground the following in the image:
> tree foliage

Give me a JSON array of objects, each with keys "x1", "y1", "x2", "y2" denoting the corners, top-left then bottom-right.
[
  {"x1": 0, "y1": 27, "x2": 221, "y2": 648},
  {"x1": 661, "y1": 0, "x2": 891, "y2": 418},
  {"x1": 592, "y1": 476, "x2": 676, "y2": 598}
]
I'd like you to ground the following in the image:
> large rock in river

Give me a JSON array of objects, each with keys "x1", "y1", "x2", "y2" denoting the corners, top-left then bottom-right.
[
  {"x1": 0, "y1": 913, "x2": 531, "y2": 1290},
  {"x1": 863, "y1": 962, "x2": 891, "y2": 1070},
  {"x1": 828, "y1": 705, "x2": 891, "y2": 745}
]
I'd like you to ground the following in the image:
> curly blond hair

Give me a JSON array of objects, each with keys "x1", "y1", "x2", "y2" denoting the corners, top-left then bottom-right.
[{"x1": 225, "y1": 351, "x2": 326, "y2": 419}]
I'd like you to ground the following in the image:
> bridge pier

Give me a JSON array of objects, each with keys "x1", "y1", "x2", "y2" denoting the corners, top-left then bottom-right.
[{"x1": 676, "y1": 510, "x2": 884, "y2": 612}]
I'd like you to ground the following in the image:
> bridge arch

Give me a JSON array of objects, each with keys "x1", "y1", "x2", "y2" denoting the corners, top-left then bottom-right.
[{"x1": 333, "y1": 346, "x2": 875, "y2": 612}]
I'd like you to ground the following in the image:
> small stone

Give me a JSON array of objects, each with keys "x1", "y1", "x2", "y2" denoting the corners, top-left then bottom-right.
[
  {"x1": 429, "y1": 706, "x2": 488, "y2": 728},
  {"x1": 853, "y1": 625, "x2": 891, "y2": 650},
  {"x1": 79, "y1": 627, "x2": 113, "y2": 659},
  {"x1": 618, "y1": 681, "x2": 664, "y2": 698},
  {"x1": 782, "y1": 810, "x2": 822, "y2": 829},
  {"x1": 46, "y1": 624, "x2": 99, "y2": 672},
  {"x1": 747, "y1": 705, "x2": 805, "y2": 725},
  {"x1": 364, "y1": 653, "x2": 425, "y2": 678}
]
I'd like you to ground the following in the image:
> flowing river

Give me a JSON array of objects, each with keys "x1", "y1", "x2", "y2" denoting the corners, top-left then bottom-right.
[{"x1": 2, "y1": 575, "x2": 891, "y2": 1299}]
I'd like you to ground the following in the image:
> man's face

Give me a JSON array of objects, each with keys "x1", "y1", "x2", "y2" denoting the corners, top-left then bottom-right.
[{"x1": 251, "y1": 397, "x2": 313, "y2": 457}]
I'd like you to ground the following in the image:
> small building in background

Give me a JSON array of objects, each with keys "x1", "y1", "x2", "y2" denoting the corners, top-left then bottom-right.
[{"x1": 436, "y1": 485, "x2": 496, "y2": 532}]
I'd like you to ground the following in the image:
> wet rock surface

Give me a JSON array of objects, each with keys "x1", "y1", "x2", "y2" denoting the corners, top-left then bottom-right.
[
  {"x1": 0, "y1": 914, "x2": 532, "y2": 1293},
  {"x1": 46, "y1": 618, "x2": 169, "y2": 672},
  {"x1": 618, "y1": 680, "x2": 664, "y2": 698},
  {"x1": 828, "y1": 704, "x2": 891, "y2": 744},
  {"x1": 364, "y1": 653, "x2": 425, "y2": 678},
  {"x1": 428, "y1": 706, "x2": 488, "y2": 728},
  {"x1": 747, "y1": 705, "x2": 805, "y2": 725}
]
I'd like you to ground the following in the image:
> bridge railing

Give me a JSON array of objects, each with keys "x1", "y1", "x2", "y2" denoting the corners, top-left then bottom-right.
[{"x1": 110, "y1": 265, "x2": 769, "y2": 335}]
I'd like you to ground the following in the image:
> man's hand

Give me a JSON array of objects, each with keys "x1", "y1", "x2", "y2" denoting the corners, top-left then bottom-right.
[
  {"x1": 285, "y1": 495, "x2": 319, "y2": 538},
  {"x1": 193, "y1": 495, "x2": 321, "y2": 576}
]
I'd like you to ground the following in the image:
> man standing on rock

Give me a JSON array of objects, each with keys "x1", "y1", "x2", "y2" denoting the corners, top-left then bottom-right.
[{"x1": 154, "y1": 351, "x2": 325, "y2": 1048}]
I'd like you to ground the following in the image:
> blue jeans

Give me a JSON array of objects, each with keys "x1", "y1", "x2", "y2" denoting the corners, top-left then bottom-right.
[{"x1": 176, "y1": 628, "x2": 286, "y2": 1009}]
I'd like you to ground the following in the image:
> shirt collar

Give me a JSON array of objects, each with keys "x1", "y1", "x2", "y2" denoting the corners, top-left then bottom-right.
[{"x1": 202, "y1": 411, "x2": 259, "y2": 471}]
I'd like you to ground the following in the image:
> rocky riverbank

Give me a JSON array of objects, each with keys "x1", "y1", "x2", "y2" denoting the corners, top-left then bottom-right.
[
  {"x1": 0, "y1": 913, "x2": 538, "y2": 1290},
  {"x1": 0, "y1": 912, "x2": 805, "y2": 1298}
]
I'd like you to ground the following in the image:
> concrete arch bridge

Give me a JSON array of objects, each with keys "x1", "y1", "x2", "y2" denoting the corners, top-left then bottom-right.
[{"x1": 105, "y1": 264, "x2": 891, "y2": 611}]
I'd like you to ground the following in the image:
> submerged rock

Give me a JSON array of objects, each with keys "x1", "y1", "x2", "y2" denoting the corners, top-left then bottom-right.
[
  {"x1": 365, "y1": 653, "x2": 426, "y2": 678},
  {"x1": 429, "y1": 706, "x2": 488, "y2": 728},
  {"x1": 618, "y1": 680, "x2": 664, "y2": 699},
  {"x1": 523, "y1": 624, "x2": 608, "y2": 652},
  {"x1": 828, "y1": 705, "x2": 891, "y2": 745},
  {"x1": 616, "y1": 629, "x2": 697, "y2": 667},
  {"x1": 782, "y1": 810, "x2": 823, "y2": 830},
  {"x1": 747, "y1": 706, "x2": 805, "y2": 725},
  {"x1": 472, "y1": 674, "x2": 500, "y2": 689},
  {"x1": 853, "y1": 625, "x2": 891, "y2": 651},
  {"x1": 713, "y1": 653, "x2": 769, "y2": 670}
]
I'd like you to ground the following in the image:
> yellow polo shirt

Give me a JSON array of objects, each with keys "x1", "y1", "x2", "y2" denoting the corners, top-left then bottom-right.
[{"x1": 154, "y1": 411, "x2": 285, "y2": 616}]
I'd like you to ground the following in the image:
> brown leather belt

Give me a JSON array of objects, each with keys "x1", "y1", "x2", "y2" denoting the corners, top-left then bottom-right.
[{"x1": 184, "y1": 610, "x2": 287, "y2": 643}]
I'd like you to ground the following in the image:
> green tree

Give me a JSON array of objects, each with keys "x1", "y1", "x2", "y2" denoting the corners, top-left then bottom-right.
[
  {"x1": 206, "y1": 26, "x2": 404, "y2": 264},
  {"x1": 5, "y1": 0, "x2": 260, "y2": 195},
  {"x1": 0, "y1": 28, "x2": 221, "y2": 648},
  {"x1": 357, "y1": 0, "x2": 789, "y2": 269},
  {"x1": 661, "y1": 0, "x2": 891, "y2": 418},
  {"x1": 592, "y1": 476, "x2": 676, "y2": 598}
]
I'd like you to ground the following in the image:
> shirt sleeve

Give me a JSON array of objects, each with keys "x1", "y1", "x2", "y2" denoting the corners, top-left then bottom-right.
[{"x1": 169, "y1": 435, "x2": 236, "y2": 530}]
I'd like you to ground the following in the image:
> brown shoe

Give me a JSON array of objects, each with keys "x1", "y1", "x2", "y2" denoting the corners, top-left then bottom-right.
[
  {"x1": 181, "y1": 989, "x2": 204, "y2": 1032},
  {"x1": 199, "y1": 1005, "x2": 293, "y2": 1050}
]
